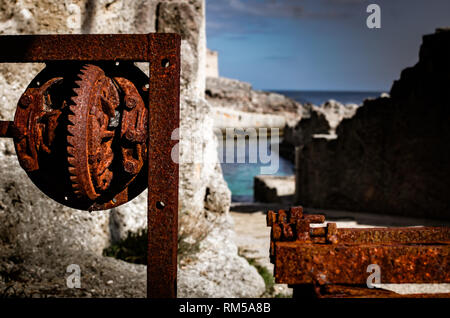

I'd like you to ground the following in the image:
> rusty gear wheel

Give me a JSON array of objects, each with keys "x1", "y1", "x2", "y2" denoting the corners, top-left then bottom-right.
[{"x1": 13, "y1": 62, "x2": 149, "y2": 211}]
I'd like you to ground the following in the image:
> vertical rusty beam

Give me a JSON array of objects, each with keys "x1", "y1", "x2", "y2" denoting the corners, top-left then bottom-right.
[{"x1": 147, "y1": 33, "x2": 180, "y2": 298}]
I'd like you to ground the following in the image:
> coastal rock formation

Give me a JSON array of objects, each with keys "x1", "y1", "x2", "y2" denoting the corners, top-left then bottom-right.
[
  {"x1": 212, "y1": 107, "x2": 287, "y2": 130},
  {"x1": 319, "y1": 100, "x2": 359, "y2": 133},
  {"x1": 296, "y1": 29, "x2": 450, "y2": 220},
  {"x1": 206, "y1": 76, "x2": 302, "y2": 128},
  {"x1": 280, "y1": 100, "x2": 358, "y2": 162},
  {"x1": 0, "y1": 0, "x2": 264, "y2": 297}
]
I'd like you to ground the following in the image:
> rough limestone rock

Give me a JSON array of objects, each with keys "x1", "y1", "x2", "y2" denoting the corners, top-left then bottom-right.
[
  {"x1": 212, "y1": 107, "x2": 287, "y2": 129},
  {"x1": 0, "y1": 0, "x2": 264, "y2": 297},
  {"x1": 178, "y1": 214, "x2": 265, "y2": 298},
  {"x1": 0, "y1": 243, "x2": 146, "y2": 298},
  {"x1": 206, "y1": 76, "x2": 302, "y2": 123},
  {"x1": 280, "y1": 100, "x2": 358, "y2": 162},
  {"x1": 297, "y1": 29, "x2": 450, "y2": 220}
]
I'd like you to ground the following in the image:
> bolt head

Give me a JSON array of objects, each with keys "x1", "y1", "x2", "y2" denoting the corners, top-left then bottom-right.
[
  {"x1": 124, "y1": 97, "x2": 137, "y2": 109},
  {"x1": 19, "y1": 94, "x2": 33, "y2": 108},
  {"x1": 124, "y1": 160, "x2": 137, "y2": 174}
]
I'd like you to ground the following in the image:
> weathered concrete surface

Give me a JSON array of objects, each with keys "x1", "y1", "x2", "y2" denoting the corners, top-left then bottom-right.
[
  {"x1": 254, "y1": 175, "x2": 295, "y2": 204},
  {"x1": 178, "y1": 214, "x2": 265, "y2": 298},
  {"x1": 206, "y1": 48, "x2": 218, "y2": 78},
  {"x1": 297, "y1": 29, "x2": 450, "y2": 220}
]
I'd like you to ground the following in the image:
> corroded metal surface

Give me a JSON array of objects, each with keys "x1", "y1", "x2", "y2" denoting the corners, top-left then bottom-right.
[
  {"x1": 147, "y1": 33, "x2": 180, "y2": 299},
  {"x1": 268, "y1": 206, "x2": 450, "y2": 298},
  {"x1": 0, "y1": 33, "x2": 180, "y2": 298},
  {"x1": 0, "y1": 34, "x2": 150, "y2": 62},
  {"x1": 276, "y1": 243, "x2": 449, "y2": 284},
  {"x1": 12, "y1": 62, "x2": 149, "y2": 211}
]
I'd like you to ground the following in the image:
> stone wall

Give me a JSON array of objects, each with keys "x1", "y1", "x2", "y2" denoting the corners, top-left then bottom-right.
[
  {"x1": 205, "y1": 48, "x2": 218, "y2": 78},
  {"x1": 296, "y1": 29, "x2": 450, "y2": 220},
  {"x1": 0, "y1": 0, "x2": 264, "y2": 297},
  {"x1": 280, "y1": 100, "x2": 358, "y2": 162}
]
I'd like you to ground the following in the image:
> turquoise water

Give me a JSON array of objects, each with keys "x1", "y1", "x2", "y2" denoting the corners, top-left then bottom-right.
[
  {"x1": 220, "y1": 90, "x2": 381, "y2": 202},
  {"x1": 220, "y1": 137, "x2": 294, "y2": 202}
]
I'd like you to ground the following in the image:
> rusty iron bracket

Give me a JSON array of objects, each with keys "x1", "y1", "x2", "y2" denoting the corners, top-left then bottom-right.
[
  {"x1": 0, "y1": 34, "x2": 180, "y2": 298},
  {"x1": 267, "y1": 206, "x2": 450, "y2": 298}
]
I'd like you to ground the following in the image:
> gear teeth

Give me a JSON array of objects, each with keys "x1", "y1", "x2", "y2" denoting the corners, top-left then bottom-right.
[
  {"x1": 67, "y1": 64, "x2": 111, "y2": 202},
  {"x1": 67, "y1": 135, "x2": 75, "y2": 147},
  {"x1": 72, "y1": 87, "x2": 82, "y2": 96},
  {"x1": 68, "y1": 156, "x2": 76, "y2": 166},
  {"x1": 66, "y1": 64, "x2": 102, "y2": 200},
  {"x1": 67, "y1": 125, "x2": 77, "y2": 137}
]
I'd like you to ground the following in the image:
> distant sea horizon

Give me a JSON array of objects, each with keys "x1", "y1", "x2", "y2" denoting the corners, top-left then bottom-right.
[{"x1": 272, "y1": 90, "x2": 384, "y2": 106}]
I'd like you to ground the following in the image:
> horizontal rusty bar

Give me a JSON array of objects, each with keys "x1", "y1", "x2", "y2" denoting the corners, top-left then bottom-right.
[
  {"x1": 334, "y1": 227, "x2": 450, "y2": 245},
  {"x1": 0, "y1": 121, "x2": 14, "y2": 138},
  {"x1": 303, "y1": 214, "x2": 325, "y2": 224},
  {"x1": 316, "y1": 284, "x2": 450, "y2": 298},
  {"x1": 310, "y1": 227, "x2": 326, "y2": 237},
  {"x1": 274, "y1": 242, "x2": 449, "y2": 285},
  {"x1": 0, "y1": 34, "x2": 165, "y2": 62}
]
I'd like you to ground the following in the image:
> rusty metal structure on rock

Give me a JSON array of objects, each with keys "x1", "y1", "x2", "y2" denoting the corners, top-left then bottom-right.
[
  {"x1": 13, "y1": 62, "x2": 149, "y2": 211},
  {"x1": 267, "y1": 206, "x2": 450, "y2": 298},
  {"x1": 0, "y1": 34, "x2": 180, "y2": 298}
]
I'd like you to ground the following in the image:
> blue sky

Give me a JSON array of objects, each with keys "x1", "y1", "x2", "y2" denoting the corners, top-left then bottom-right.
[{"x1": 206, "y1": 0, "x2": 450, "y2": 91}]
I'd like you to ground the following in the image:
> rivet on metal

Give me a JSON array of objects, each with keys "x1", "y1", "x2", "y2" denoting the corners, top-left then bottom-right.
[
  {"x1": 156, "y1": 201, "x2": 165, "y2": 210},
  {"x1": 161, "y1": 58, "x2": 170, "y2": 68}
]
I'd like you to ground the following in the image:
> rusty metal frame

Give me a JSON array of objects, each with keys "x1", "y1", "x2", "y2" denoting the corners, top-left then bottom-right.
[
  {"x1": 267, "y1": 206, "x2": 450, "y2": 298},
  {"x1": 0, "y1": 34, "x2": 180, "y2": 298}
]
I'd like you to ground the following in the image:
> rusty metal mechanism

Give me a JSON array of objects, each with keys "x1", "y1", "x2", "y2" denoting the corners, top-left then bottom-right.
[
  {"x1": 267, "y1": 206, "x2": 450, "y2": 298},
  {"x1": 0, "y1": 34, "x2": 180, "y2": 298},
  {"x1": 13, "y1": 62, "x2": 149, "y2": 211}
]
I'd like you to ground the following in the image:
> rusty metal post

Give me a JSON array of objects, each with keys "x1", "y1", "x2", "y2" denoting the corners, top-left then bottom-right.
[{"x1": 147, "y1": 34, "x2": 180, "y2": 298}]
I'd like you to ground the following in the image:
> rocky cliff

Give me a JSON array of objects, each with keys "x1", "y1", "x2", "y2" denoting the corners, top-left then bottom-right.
[
  {"x1": 296, "y1": 29, "x2": 450, "y2": 220},
  {"x1": 280, "y1": 100, "x2": 359, "y2": 162},
  {"x1": 0, "y1": 0, "x2": 264, "y2": 297},
  {"x1": 206, "y1": 76, "x2": 303, "y2": 129}
]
